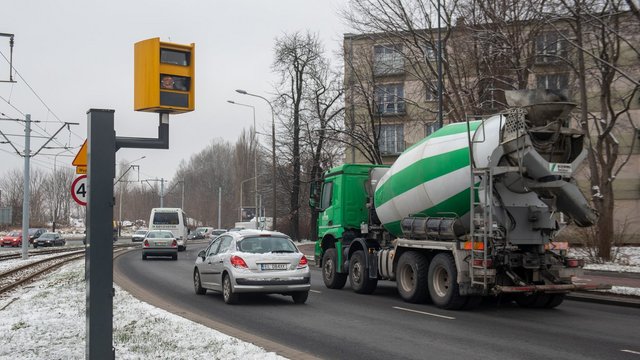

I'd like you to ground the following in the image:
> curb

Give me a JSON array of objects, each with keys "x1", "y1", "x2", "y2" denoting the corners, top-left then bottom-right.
[{"x1": 566, "y1": 291, "x2": 640, "y2": 308}]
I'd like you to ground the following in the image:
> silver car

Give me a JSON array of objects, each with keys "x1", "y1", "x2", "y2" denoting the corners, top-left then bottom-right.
[
  {"x1": 142, "y1": 230, "x2": 178, "y2": 260},
  {"x1": 193, "y1": 230, "x2": 310, "y2": 304}
]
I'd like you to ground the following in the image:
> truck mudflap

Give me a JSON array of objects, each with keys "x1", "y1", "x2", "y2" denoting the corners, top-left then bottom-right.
[{"x1": 495, "y1": 283, "x2": 612, "y2": 293}]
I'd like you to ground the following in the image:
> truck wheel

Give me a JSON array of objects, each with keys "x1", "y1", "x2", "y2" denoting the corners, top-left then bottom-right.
[
  {"x1": 514, "y1": 293, "x2": 550, "y2": 308},
  {"x1": 428, "y1": 253, "x2": 467, "y2": 310},
  {"x1": 349, "y1": 250, "x2": 378, "y2": 294},
  {"x1": 322, "y1": 248, "x2": 347, "y2": 289},
  {"x1": 545, "y1": 294, "x2": 565, "y2": 308},
  {"x1": 396, "y1": 251, "x2": 430, "y2": 303}
]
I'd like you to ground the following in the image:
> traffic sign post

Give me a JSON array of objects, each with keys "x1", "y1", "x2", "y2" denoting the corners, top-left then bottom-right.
[{"x1": 71, "y1": 175, "x2": 87, "y2": 206}]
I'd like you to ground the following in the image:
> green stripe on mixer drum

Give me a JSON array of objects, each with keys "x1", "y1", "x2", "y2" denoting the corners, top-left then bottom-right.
[
  {"x1": 402, "y1": 121, "x2": 482, "y2": 153},
  {"x1": 375, "y1": 147, "x2": 470, "y2": 206},
  {"x1": 383, "y1": 187, "x2": 474, "y2": 236}
]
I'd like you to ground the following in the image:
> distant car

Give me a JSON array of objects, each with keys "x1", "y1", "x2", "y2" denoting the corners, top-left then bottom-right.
[
  {"x1": 131, "y1": 229, "x2": 148, "y2": 242},
  {"x1": 188, "y1": 226, "x2": 214, "y2": 240},
  {"x1": 34, "y1": 232, "x2": 65, "y2": 248},
  {"x1": 211, "y1": 229, "x2": 227, "y2": 236},
  {"x1": 28, "y1": 228, "x2": 47, "y2": 245},
  {"x1": 193, "y1": 230, "x2": 310, "y2": 304},
  {"x1": 1, "y1": 231, "x2": 23, "y2": 247},
  {"x1": 142, "y1": 230, "x2": 178, "y2": 261}
]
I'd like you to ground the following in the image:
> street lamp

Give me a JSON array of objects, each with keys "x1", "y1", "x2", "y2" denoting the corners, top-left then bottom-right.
[
  {"x1": 228, "y1": 100, "x2": 259, "y2": 229},
  {"x1": 239, "y1": 176, "x2": 259, "y2": 223},
  {"x1": 235, "y1": 89, "x2": 277, "y2": 229}
]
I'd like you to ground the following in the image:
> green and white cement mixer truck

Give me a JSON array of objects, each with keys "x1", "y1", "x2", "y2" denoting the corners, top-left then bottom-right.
[{"x1": 310, "y1": 90, "x2": 608, "y2": 310}]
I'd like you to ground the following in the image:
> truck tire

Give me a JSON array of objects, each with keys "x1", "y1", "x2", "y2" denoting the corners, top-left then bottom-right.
[
  {"x1": 349, "y1": 250, "x2": 378, "y2": 294},
  {"x1": 515, "y1": 293, "x2": 550, "y2": 308},
  {"x1": 428, "y1": 253, "x2": 467, "y2": 310},
  {"x1": 396, "y1": 251, "x2": 430, "y2": 303},
  {"x1": 545, "y1": 294, "x2": 565, "y2": 308},
  {"x1": 322, "y1": 248, "x2": 347, "y2": 289}
]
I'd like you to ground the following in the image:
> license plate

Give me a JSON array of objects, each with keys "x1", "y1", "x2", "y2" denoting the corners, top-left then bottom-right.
[
  {"x1": 261, "y1": 263, "x2": 288, "y2": 271},
  {"x1": 156, "y1": 241, "x2": 167, "y2": 246}
]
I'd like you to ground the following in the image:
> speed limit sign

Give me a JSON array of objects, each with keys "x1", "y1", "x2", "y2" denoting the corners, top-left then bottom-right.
[{"x1": 71, "y1": 175, "x2": 88, "y2": 206}]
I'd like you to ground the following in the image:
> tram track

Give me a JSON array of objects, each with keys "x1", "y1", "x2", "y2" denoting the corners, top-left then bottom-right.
[{"x1": 0, "y1": 245, "x2": 138, "y2": 296}]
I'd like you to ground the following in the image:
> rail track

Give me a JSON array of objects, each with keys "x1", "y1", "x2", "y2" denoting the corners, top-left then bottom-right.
[
  {"x1": 0, "y1": 245, "x2": 138, "y2": 296},
  {"x1": 0, "y1": 243, "x2": 138, "y2": 261}
]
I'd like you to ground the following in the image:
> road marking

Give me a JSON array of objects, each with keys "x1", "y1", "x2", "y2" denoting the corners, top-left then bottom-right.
[
  {"x1": 393, "y1": 306, "x2": 456, "y2": 320},
  {"x1": 310, "y1": 290, "x2": 322, "y2": 294},
  {"x1": 621, "y1": 350, "x2": 640, "y2": 355}
]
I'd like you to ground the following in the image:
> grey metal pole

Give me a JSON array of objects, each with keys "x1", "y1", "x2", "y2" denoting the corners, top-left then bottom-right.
[
  {"x1": 21, "y1": 114, "x2": 31, "y2": 260},
  {"x1": 437, "y1": 0, "x2": 444, "y2": 129},
  {"x1": 160, "y1": 178, "x2": 164, "y2": 207},
  {"x1": 85, "y1": 109, "x2": 116, "y2": 359},
  {"x1": 252, "y1": 107, "x2": 259, "y2": 230},
  {"x1": 181, "y1": 180, "x2": 185, "y2": 210},
  {"x1": 217, "y1": 186, "x2": 221, "y2": 229}
]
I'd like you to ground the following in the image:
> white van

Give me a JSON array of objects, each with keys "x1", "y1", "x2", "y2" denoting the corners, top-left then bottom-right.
[{"x1": 149, "y1": 208, "x2": 189, "y2": 251}]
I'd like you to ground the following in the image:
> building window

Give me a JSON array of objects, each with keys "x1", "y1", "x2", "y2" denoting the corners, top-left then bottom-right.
[
  {"x1": 535, "y1": 33, "x2": 568, "y2": 63},
  {"x1": 425, "y1": 40, "x2": 443, "y2": 61},
  {"x1": 374, "y1": 44, "x2": 404, "y2": 75},
  {"x1": 375, "y1": 84, "x2": 405, "y2": 115},
  {"x1": 379, "y1": 124, "x2": 405, "y2": 155},
  {"x1": 536, "y1": 73, "x2": 569, "y2": 90}
]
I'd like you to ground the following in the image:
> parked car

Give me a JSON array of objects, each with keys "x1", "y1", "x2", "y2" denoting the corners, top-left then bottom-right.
[
  {"x1": 131, "y1": 229, "x2": 148, "y2": 242},
  {"x1": 28, "y1": 228, "x2": 47, "y2": 245},
  {"x1": 34, "y1": 232, "x2": 65, "y2": 247},
  {"x1": 1, "y1": 231, "x2": 23, "y2": 247},
  {"x1": 193, "y1": 230, "x2": 310, "y2": 304},
  {"x1": 142, "y1": 230, "x2": 178, "y2": 260}
]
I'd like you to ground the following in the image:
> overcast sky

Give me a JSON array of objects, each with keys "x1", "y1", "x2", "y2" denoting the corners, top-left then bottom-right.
[{"x1": 0, "y1": 0, "x2": 349, "y2": 184}]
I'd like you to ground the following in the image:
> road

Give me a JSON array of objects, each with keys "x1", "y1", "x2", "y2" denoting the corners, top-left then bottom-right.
[{"x1": 114, "y1": 243, "x2": 640, "y2": 360}]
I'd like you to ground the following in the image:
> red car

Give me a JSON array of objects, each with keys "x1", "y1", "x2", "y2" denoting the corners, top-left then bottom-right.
[{"x1": 1, "y1": 231, "x2": 23, "y2": 247}]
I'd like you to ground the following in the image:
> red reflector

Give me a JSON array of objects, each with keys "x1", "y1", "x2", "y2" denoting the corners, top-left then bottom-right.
[
  {"x1": 566, "y1": 259, "x2": 581, "y2": 268},
  {"x1": 298, "y1": 255, "x2": 308, "y2": 268},
  {"x1": 472, "y1": 259, "x2": 493, "y2": 268},
  {"x1": 230, "y1": 255, "x2": 248, "y2": 268},
  {"x1": 143, "y1": 240, "x2": 149, "y2": 247}
]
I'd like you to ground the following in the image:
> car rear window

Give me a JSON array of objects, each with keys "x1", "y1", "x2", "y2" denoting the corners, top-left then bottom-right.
[
  {"x1": 238, "y1": 236, "x2": 296, "y2": 254},
  {"x1": 153, "y1": 212, "x2": 179, "y2": 225},
  {"x1": 148, "y1": 231, "x2": 173, "y2": 238}
]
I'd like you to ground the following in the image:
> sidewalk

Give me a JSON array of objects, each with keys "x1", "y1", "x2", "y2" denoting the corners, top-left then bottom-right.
[{"x1": 297, "y1": 244, "x2": 640, "y2": 307}]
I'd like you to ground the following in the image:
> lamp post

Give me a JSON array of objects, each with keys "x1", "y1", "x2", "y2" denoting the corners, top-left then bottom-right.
[
  {"x1": 228, "y1": 100, "x2": 259, "y2": 230},
  {"x1": 235, "y1": 89, "x2": 277, "y2": 229}
]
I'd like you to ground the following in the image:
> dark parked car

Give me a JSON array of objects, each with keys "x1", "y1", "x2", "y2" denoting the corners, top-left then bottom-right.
[
  {"x1": 28, "y1": 228, "x2": 47, "y2": 246},
  {"x1": 34, "y1": 232, "x2": 66, "y2": 247}
]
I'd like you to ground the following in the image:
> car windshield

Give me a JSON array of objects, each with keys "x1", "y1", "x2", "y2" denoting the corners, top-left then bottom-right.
[
  {"x1": 238, "y1": 236, "x2": 296, "y2": 254},
  {"x1": 40, "y1": 233, "x2": 55, "y2": 239},
  {"x1": 8, "y1": 231, "x2": 21, "y2": 237},
  {"x1": 28, "y1": 229, "x2": 40, "y2": 235},
  {"x1": 135, "y1": 230, "x2": 147, "y2": 235},
  {"x1": 147, "y1": 231, "x2": 173, "y2": 239}
]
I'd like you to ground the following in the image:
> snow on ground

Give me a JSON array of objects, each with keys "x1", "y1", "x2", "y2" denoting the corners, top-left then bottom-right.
[
  {"x1": 0, "y1": 260, "x2": 285, "y2": 360},
  {"x1": 569, "y1": 246, "x2": 640, "y2": 273}
]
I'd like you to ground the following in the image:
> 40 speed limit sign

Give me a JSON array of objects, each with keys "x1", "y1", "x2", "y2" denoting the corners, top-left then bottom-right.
[{"x1": 71, "y1": 174, "x2": 88, "y2": 206}]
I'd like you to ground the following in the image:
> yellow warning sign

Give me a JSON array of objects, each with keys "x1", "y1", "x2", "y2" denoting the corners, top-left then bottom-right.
[
  {"x1": 76, "y1": 166, "x2": 87, "y2": 174},
  {"x1": 72, "y1": 140, "x2": 87, "y2": 167}
]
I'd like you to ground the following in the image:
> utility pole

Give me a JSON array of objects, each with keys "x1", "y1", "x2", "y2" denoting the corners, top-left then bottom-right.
[
  {"x1": 218, "y1": 187, "x2": 221, "y2": 229},
  {"x1": 21, "y1": 114, "x2": 31, "y2": 260}
]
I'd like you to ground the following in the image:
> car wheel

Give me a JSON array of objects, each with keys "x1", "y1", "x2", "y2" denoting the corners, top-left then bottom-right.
[
  {"x1": 292, "y1": 291, "x2": 309, "y2": 304},
  {"x1": 194, "y1": 269, "x2": 207, "y2": 295},
  {"x1": 349, "y1": 250, "x2": 378, "y2": 294},
  {"x1": 142, "y1": 253, "x2": 147, "y2": 260},
  {"x1": 222, "y1": 274, "x2": 239, "y2": 304},
  {"x1": 322, "y1": 248, "x2": 347, "y2": 289}
]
